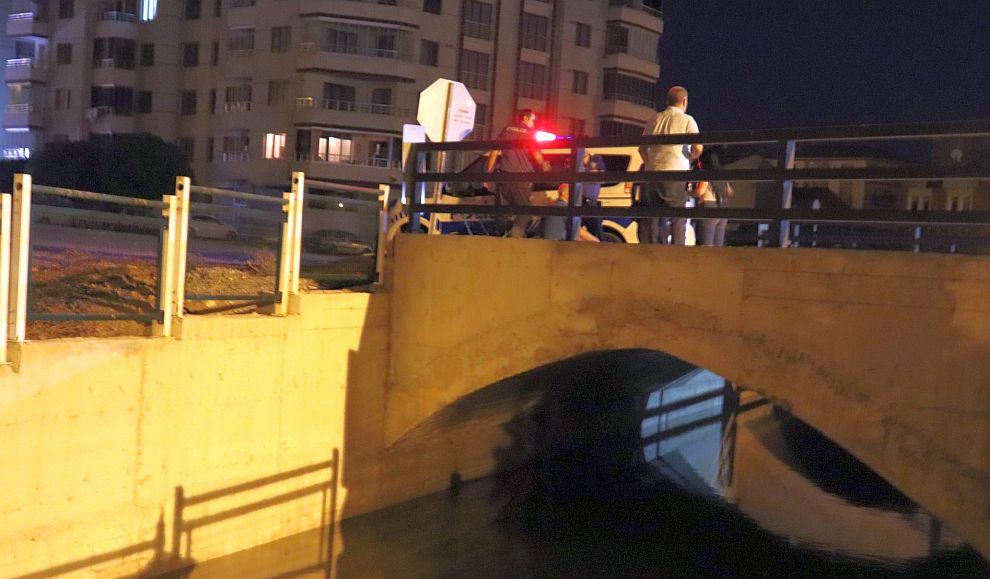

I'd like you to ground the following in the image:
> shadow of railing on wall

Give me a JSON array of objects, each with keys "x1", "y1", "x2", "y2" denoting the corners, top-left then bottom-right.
[
  {"x1": 9, "y1": 451, "x2": 340, "y2": 579},
  {"x1": 171, "y1": 450, "x2": 340, "y2": 573}
]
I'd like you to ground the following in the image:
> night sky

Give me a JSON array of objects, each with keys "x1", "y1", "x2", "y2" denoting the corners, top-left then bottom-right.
[{"x1": 659, "y1": 2, "x2": 990, "y2": 131}]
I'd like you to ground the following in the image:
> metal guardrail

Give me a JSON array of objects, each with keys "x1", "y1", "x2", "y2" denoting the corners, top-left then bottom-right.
[
  {"x1": 0, "y1": 173, "x2": 307, "y2": 348},
  {"x1": 403, "y1": 120, "x2": 990, "y2": 249}
]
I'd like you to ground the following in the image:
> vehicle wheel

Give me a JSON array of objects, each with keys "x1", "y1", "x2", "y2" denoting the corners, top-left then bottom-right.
[
  {"x1": 600, "y1": 230, "x2": 624, "y2": 243},
  {"x1": 226, "y1": 231, "x2": 238, "y2": 241}
]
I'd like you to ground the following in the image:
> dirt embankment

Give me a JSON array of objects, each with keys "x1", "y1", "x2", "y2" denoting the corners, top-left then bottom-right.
[{"x1": 27, "y1": 249, "x2": 324, "y2": 339}]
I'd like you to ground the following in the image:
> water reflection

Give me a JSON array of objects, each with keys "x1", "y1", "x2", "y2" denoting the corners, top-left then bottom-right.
[{"x1": 190, "y1": 355, "x2": 989, "y2": 578}]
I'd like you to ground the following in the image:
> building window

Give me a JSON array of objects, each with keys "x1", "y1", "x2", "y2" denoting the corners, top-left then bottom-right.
[
  {"x1": 423, "y1": 0, "x2": 441, "y2": 14},
  {"x1": 473, "y1": 102, "x2": 488, "y2": 139},
  {"x1": 180, "y1": 90, "x2": 197, "y2": 115},
  {"x1": 516, "y1": 61, "x2": 547, "y2": 100},
  {"x1": 603, "y1": 71, "x2": 657, "y2": 108},
  {"x1": 371, "y1": 88, "x2": 392, "y2": 114},
  {"x1": 459, "y1": 50, "x2": 489, "y2": 91},
  {"x1": 206, "y1": 137, "x2": 215, "y2": 162},
  {"x1": 58, "y1": 0, "x2": 73, "y2": 18},
  {"x1": 575, "y1": 22, "x2": 591, "y2": 48},
  {"x1": 420, "y1": 39, "x2": 439, "y2": 67},
  {"x1": 140, "y1": 0, "x2": 158, "y2": 21},
  {"x1": 222, "y1": 132, "x2": 249, "y2": 162},
  {"x1": 211, "y1": 41, "x2": 219, "y2": 65},
  {"x1": 136, "y1": 90, "x2": 152, "y2": 113},
  {"x1": 946, "y1": 192, "x2": 974, "y2": 212},
  {"x1": 323, "y1": 83, "x2": 356, "y2": 110},
  {"x1": 224, "y1": 82, "x2": 252, "y2": 111},
  {"x1": 605, "y1": 24, "x2": 628, "y2": 55},
  {"x1": 54, "y1": 89, "x2": 72, "y2": 111},
  {"x1": 228, "y1": 28, "x2": 255, "y2": 56},
  {"x1": 267, "y1": 80, "x2": 289, "y2": 105},
  {"x1": 182, "y1": 42, "x2": 199, "y2": 67},
  {"x1": 317, "y1": 134, "x2": 352, "y2": 163},
  {"x1": 572, "y1": 70, "x2": 588, "y2": 95},
  {"x1": 214, "y1": 0, "x2": 222, "y2": 17},
  {"x1": 463, "y1": 1, "x2": 493, "y2": 40},
  {"x1": 91, "y1": 85, "x2": 134, "y2": 115},
  {"x1": 56, "y1": 43, "x2": 72, "y2": 65},
  {"x1": 185, "y1": 0, "x2": 200, "y2": 19},
  {"x1": 140, "y1": 43, "x2": 155, "y2": 66},
  {"x1": 93, "y1": 38, "x2": 136, "y2": 70},
  {"x1": 209, "y1": 89, "x2": 216, "y2": 114},
  {"x1": 271, "y1": 26, "x2": 291, "y2": 53},
  {"x1": 177, "y1": 137, "x2": 195, "y2": 162},
  {"x1": 520, "y1": 13, "x2": 548, "y2": 52},
  {"x1": 565, "y1": 117, "x2": 586, "y2": 136},
  {"x1": 264, "y1": 132, "x2": 286, "y2": 159}
]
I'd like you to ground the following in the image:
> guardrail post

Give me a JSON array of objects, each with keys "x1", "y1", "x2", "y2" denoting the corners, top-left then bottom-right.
[
  {"x1": 173, "y1": 177, "x2": 191, "y2": 328},
  {"x1": 276, "y1": 191, "x2": 295, "y2": 316},
  {"x1": 776, "y1": 139, "x2": 796, "y2": 248},
  {"x1": 375, "y1": 184, "x2": 390, "y2": 287},
  {"x1": 153, "y1": 194, "x2": 178, "y2": 338},
  {"x1": 8, "y1": 174, "x2": 31, "y2": 344},
  {"x1": 290, "y1": 172, "x2": 305, "y2": 307},
  {"x1": 0, "y1": 192, "x2": 11, "y2": 365}
]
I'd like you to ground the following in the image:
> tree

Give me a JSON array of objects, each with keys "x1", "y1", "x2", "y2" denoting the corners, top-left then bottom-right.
[{"x1": 26, "y1": 133, "x2": 193, "y2": 199}]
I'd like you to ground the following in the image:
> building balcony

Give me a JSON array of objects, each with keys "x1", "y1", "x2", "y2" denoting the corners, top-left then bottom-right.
[
  {"x1": 6, "y1": 12, "x2": 49, "y2": 38},
  {"x1": 85, "y1": 107, "x2": 135, "y2": 133},
  {"x1": 299, "y1": 0, "x2": 419, "y2": 26},
  {"x1": 607, "y1": 0, "x2": 664, "y2": 34},
  {"x1": 293, "y1": 153, "x2": 402, "y2": 185},
  {"x1": 91, "y1": 59, "x2": 136, "y2": 85},
  {"x1": 4, "y1": 103, "x2": 44, "y2": 129},
  {"x1": 5, "y1": 58, "x2": 47, "y2": 83},
  {"x1": 296, "y1": 42, "x2": 417, "y2": 81},
  {"x1": 595, "y1": 98, "x2": 657, "y2": 124},
  {"x1": 601, "y1": 52, "x2": 660, "y2": 80},
  {"x1": 94, "y1": 13, "x2": 138, "y2": 38},
  {"x1": 293, "y1": 97, "x2": 412, "y2": 132}
]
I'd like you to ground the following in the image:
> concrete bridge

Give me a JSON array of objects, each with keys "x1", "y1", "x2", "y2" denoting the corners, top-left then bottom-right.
[
  {"x1": 1, "y1": 234, "x2": 988, "y2": 577},
  {"x1": 386, "y1": 235, "x2": 990, "y2": 557}
]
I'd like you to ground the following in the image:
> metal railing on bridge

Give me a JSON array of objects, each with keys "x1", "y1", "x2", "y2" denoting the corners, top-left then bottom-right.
[{"x1": 402, "y1": 119, "x2": 990, "y2": 251}]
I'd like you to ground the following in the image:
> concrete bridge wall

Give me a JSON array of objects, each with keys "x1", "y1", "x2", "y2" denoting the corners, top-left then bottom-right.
[
  {"x1": 0, "y1": 292, "x2": 514, "y2": 578},
  {"x1": 388, "y1": 235, "x2": 990, "y2": 556}
]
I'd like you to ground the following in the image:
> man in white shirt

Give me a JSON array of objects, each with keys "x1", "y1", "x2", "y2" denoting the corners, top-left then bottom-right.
[{"x1": 638, "y1": 86, "x2": 703, "y2": 244}]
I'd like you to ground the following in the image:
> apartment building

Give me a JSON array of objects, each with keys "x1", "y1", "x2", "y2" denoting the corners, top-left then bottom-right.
[{"x1": 4, "y1": 0, "x2": 663, "y2": 194}]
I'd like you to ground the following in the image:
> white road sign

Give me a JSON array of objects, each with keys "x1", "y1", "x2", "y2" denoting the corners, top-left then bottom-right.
[{"x1": 417, "y1": 79, "x2": 477, "y2": 142}]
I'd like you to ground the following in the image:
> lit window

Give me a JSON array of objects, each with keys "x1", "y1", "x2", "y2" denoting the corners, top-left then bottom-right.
[
  {"x1": 264, "y1": 132, "x2": 286, "y2": 159},
  {"x1": 317, "y1": 135, "x2": 352, "y2": 163},
  {"x1": 141, "y1": 0, "x2": 158, "y2": 21}
]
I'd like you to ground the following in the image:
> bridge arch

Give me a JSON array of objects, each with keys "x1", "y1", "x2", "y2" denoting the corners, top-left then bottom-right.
[{"x1": 387, "y1": 234, "x2": 990, "y2": 555}]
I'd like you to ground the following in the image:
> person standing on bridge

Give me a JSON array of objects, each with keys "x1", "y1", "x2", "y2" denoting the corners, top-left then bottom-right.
[
  {"x1": 486, "y1": 109, "x2": 550, "y2": 238},
  {"x1": 639, "y1": 86, "x2": 703, "y2": 245}
]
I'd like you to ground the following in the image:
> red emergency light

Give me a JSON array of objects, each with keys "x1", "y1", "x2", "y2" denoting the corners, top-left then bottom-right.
[{"x1": 534, "y1": 130, "x2": 558, "y2": 142}]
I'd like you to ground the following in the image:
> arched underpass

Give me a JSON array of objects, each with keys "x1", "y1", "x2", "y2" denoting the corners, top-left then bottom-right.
[{"x1": 386, "y1": 234, "x2": 990, "y2": 557}]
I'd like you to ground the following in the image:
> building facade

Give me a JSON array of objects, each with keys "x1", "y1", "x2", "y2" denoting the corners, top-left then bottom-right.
[{"x1": 4, "y1": 0, "x2": 663, "y2": 193}]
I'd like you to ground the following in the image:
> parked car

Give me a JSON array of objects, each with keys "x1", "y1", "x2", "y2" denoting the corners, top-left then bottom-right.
[
  {"x1": 302, "y1": 229, "x2": 373, "y2": 255},
  {"x1": 189, "y1": 214, "x2": 238, "y2": 240}
]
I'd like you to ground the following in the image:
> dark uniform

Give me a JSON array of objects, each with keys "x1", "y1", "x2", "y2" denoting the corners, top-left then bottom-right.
[{"x1": 493, "y1": 121, "x2": 540, "y2": 236}]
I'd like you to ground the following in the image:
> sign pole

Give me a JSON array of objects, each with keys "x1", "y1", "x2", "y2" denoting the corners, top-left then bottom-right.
[{"x1": 428, "y1": 82, "x2": 454, "y2": 235}]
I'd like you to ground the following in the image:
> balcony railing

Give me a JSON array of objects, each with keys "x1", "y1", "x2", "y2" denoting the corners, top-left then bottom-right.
[
  {"x1": 8, "y1": 12, "x2": 40, "y2": 22},
  {"x1": 224, "y1": 101, "x2": 252, "y2": 112},
  {"x1": 298, "y1": 41, "x2": 403, "y2": 60},
  {"x1": 99, "y1": 10, "x2": 137, "y2": 22},
  {"x1": 321, "y1": 99, "x2": 408, "y2": 115},
  {"x1": 220, "y1": 151, "x2": 249, "y2": 162},
  {"x1": 6, "y1": 104, "x2": 34, "y2": 113},
  {"x1": 6, "y1": 57, "x2": 37, "y2": 68},
  {"x1": 298, "y1": 152, "x2": 400, "y2": 169},
  {"x1": 603, "y1": 92, "x2": 656, "y2": 108},
  {"x1": 229, "y1": 0, "x2": 256, "y2": 7}
]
